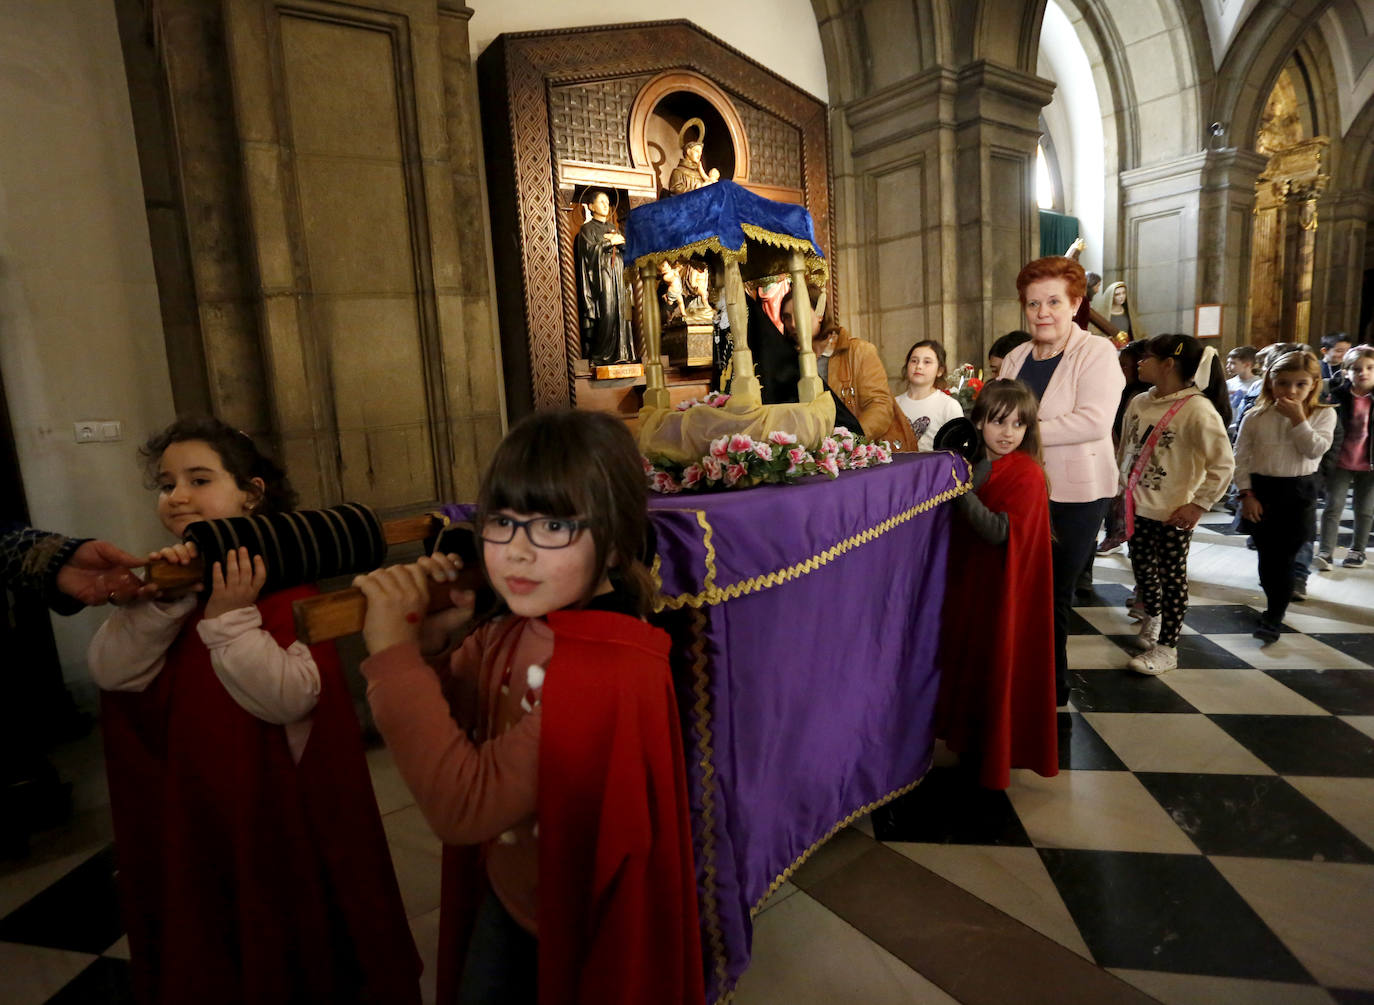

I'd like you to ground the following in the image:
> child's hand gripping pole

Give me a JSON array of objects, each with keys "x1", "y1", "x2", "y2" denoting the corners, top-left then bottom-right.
[{"x1": 292, "y1": 564, "x2": 485, "y2": 645}]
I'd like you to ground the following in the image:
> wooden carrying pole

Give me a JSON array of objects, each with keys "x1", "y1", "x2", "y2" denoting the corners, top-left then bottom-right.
[
  {"x1": 139, "y1": 511, "x2": 483, "y2": 644},
  {"x1": 141, "y1": 514, "x2": 443, "y2": 593},
  {"x1": 291, "y1": 567, "x2": 486, "y2": 645}
]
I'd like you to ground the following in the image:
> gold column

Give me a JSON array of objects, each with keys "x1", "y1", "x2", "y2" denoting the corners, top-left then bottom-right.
[
  {"x1": 639, "y1": 261, "x2": 670, "y2": 409},
  {"x1": 789, "y1": 250, "x2": 822, "y2": 403},
  {"x1": 722, "y1": 258, "x2": 762, "y2": 406}
]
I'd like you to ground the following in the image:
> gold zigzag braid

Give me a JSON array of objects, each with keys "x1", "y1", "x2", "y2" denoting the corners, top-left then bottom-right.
[
  {"x1": 750, "y1": 774, "x2": 927, "y2": 915},
  {"x1": 654, "y1": 479, "x2": 969, "y2": 612},
  {"x1": 631, "y1": 236, "x2": 747, "y2": 270},
  {"x1": 685, "y1": 605, "x2": 730, "y2": 1001}
]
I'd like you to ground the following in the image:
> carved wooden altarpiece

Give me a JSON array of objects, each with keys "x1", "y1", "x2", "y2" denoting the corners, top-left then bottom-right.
[{"x1": 477, "y1": 20, "x2": 832, "y2": 418}]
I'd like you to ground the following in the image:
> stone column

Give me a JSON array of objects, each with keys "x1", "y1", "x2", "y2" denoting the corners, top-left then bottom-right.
[
  {"x1": 1196, "y1": 148, "x2": 1268, "y2": 348},
  {"x1": 836, "y1": 61, "x2": 1052, "y2": 379},
  {"x1": 1119, "y1": 153, "x2": 1209, "y2": 338},
  {"x1": 951, "y1": 62, "x2": 1055, "y2": 366}
]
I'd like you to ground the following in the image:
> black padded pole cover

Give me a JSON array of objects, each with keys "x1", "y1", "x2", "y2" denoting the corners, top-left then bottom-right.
[{"x1": 182, "y1": 503, "x2": 387, "y2": 594}]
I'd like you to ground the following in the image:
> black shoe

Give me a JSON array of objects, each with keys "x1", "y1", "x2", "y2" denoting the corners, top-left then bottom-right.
[
  {"x1": 1291, "y1": 580, "x2": 1308, "y2": 602},
  {"x1": 1253, "y1": 615, "x2": 1281, "y2": 644}
]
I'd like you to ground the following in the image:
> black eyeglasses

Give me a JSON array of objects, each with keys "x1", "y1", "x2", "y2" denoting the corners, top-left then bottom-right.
[{"x1": 479, "y1": 514, "x2": 586, "y2": 549}]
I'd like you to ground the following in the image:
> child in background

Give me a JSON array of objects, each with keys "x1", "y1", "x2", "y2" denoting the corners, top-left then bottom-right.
[
  {"x1": 353, "y1": 409, "x2": 701, "y2": 1005},
  {"x1": 936, "y1": 380, "x2": 1057, "y2": 790},
  {"x1": 88, "y1": 416, "x2": 419, "y2": 1005},
  {"x1": 1226, "y1": 346, "x2": 1261, "y2": 414},
  {"x1": 1316, "y1": 345, "x2": 1374, "y2": 569},
  {"x1": 1096, "y1": 341, "x2": 1154, "y2": 563},
  {"x1": 1116, "y1": 336, "x2": 1234, "y2": 675},
  {"x1": 1235, "y1": 351, "x2": 1337, "y2": 642},
  {"x1": 895, "y1": 339, "x2": 965, "y2": 451},
  {"x1": 987, "y1": 331, "x2": 1032, "y2": 380}
]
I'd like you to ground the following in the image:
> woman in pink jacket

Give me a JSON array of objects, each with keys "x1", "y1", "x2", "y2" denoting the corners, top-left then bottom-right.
[{"x1": 999, "y1": 257, "x2": 1125, "y2": 705}]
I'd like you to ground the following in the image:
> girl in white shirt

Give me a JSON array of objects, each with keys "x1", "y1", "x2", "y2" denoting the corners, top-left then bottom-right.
[
  {"x1": 894, "y1": 340, "x2": 965, "y2": 451},
  {"x1": 1234, "y1": 351, "x2": 1337, "y2": 642}
]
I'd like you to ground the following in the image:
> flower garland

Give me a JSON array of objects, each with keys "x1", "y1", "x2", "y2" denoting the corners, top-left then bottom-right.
[{"x1": 644, "y1": 427, "x2": 894, "y2": 494}]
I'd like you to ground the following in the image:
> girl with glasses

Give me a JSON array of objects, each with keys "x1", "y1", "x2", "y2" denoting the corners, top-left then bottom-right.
[{"x1": 352, "y1": 408, "x2": 701, "y2": 1005}]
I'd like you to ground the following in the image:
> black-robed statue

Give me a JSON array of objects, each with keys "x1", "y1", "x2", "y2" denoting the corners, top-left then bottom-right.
[{"x1": 574, "y1": 190, "x2": 636, "y2": 367}]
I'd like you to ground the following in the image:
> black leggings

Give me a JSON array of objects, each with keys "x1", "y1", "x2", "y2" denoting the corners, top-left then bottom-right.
[
  {"x1": 1050, "y1": 497, "x2": 1112, "y2": 702},
  {"x1": 1129, "y1": 517, "x2": 1193, "y2": 647},
  {"x1": 1249, "y1": 473, "x2": 1319, "y2": 624}
]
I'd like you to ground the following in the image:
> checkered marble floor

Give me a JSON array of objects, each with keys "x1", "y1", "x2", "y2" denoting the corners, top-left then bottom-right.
[
  {"x1": 3, "y1": 509, "x2": 1371, "y2": 1004},
  {"x1": 734, "y1": 508, "x2": 1374, "y2": 1005}
]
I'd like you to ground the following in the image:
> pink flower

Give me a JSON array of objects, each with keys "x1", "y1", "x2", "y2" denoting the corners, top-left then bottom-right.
[
  {"x1": 681, "y1": 463, "x2": 704, "y2": 487},
  {"x1": 819, "y1": 456, "x2": 840, "y2": 478},
  {"x1": 651, "y1": 471, "x2": 681, "y2": 494},
  {"x1": 872, "y1": 445, "x2": 891, "y2": 464},
  {"x1": 724, "y1": 462, "x2": 749, "y2": 486},
  {"x1": 751, "y1": 442, "x2": 774, "y2": 461},
  {"x1": 641, "y1": 456, "x2": 654, "y2": 475},
  {"x1": 703, "y1": 456, "x2": 724, "y2": 480},
  {"x1": 767, "y1": 430, "x2": 798, "y2": 446},
  {"x1": 728, "y1": 433, "x2": 754, "y2": 454},
  {"x1": 819, "y1": 436, "x2": 839, "y2": 456},
  {"x1": 709, "y1": 436, "x2": 730, "y2": 460},
  {"x1": 787, "y1": 446, "x2": 808, "y2": 466}
]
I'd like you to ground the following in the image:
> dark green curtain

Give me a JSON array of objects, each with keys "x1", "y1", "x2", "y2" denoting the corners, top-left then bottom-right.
[{"x1": 1039, "y1": 210, "x2": 1080, "y2": 258}]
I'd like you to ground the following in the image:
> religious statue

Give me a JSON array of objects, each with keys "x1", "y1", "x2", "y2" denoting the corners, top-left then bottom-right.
[
  {"x1": 574, "y1": 190, "x2": 636, "y2": 367},
  {"x1": 668, "y1": 118, "x2": 720, "y2": 195},
  {"x1": 680, "y1": 257, "x2": 717, "y2": 324},
  {"x1": 657, "y1": 259, "x2": 685, "y2": 325}
]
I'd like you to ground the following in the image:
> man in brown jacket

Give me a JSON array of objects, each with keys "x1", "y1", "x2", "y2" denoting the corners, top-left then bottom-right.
[{"x1": 780, "y1": 288, "x2": 918, "y2": 450}]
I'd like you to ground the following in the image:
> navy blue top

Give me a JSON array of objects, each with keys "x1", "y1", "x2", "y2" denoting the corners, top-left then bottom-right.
[{"x1": 1018, "y1": 352, "x2": 1063, "y2": 401}]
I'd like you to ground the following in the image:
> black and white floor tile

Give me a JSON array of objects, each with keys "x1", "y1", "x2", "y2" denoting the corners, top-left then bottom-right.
[{"x1": 3, "y1": 508, "x2": 1372, "y2": 1004}]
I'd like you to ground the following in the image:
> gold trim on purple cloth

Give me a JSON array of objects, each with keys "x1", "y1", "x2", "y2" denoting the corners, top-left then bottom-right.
[{"x1": 653, "y1": 476, "x2": 969, "y2": 613}]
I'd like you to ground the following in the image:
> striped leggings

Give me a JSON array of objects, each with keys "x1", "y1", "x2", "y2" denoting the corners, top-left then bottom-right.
[{"x1": 1129, "y1": 516, "x2": 1193, "y2": 647}]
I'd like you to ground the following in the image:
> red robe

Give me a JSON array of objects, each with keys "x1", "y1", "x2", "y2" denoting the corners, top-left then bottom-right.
[
  {"x1": 936, "y1": 451, "x2": 1058, "y2": 790},
  {"x1": 101, "y1": 586, "x2": 421, "y2": 1005},
  {"x1": 433, "y1": 609, "x2": 704, "y2": 1005}
]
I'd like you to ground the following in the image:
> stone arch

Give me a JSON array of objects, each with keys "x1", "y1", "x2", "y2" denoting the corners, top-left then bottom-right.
[
  {"x1": 1338, "y1": 93, "x2": 1374, "y2": 190},
  {"x1": 810, "y1": 0, "x2": 952, "y2": 105},
  {"x1": 1209, "y1": 0, "x2": 1336, "y2": 152}
]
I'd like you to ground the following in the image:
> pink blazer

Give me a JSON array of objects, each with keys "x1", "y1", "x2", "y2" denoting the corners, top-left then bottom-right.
[{"x1": 1000, "y1": 328, "x2": 1125, "y2": 503}]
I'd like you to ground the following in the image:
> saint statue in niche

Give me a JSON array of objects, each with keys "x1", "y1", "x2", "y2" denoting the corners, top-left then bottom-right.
[
  {"x1": 668, "y1": 118, "x2": 720, "y2": 195},
  {"x1": 574, "y1": 190, "x2": 636, "y2": 366}
]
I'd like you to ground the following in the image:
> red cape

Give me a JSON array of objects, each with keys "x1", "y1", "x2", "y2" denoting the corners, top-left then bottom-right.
[
  {"x1": 936, "y1": 451, "x2": 1058, "y2": 789},
  {"x1": 101, "y1": 586, "x2": 420, "y2": 1005},
  {"x1": 433, "y1": 609, "x2": 704, "y2": 1005}
]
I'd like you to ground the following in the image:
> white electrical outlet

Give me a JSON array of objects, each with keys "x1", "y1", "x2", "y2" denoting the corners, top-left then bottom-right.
[{"x1": 74, "y1": 420, "x2": 123, "y2": 443}]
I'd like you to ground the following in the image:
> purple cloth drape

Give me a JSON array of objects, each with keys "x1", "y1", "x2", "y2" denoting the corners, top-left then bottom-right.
[{"x1": 436, "y1": 451, "x2": 968, "y2": 1004}]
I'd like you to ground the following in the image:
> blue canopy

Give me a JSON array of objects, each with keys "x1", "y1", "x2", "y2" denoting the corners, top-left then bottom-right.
[{"x1": 623, "y1": 180, "x2": 824, "y2": 270}]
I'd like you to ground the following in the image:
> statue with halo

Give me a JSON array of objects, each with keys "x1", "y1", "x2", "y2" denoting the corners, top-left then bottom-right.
[{"x1": 668, "y1": 118, "x2": 720, "y2": 195}]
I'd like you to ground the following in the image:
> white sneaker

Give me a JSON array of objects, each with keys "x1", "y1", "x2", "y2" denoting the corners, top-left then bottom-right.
[
  {"x1": 1128, "y1": 644, "x2": 1177, "y2": 676},
  {"x1": 1130, "y1": 615, "x2": 1161, "y2": 651},
  {"x1": 1313, "y1": 551, "x2": 1332, "y2": 571}
]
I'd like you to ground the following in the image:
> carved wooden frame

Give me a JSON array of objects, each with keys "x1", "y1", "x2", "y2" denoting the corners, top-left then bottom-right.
[{"x1": 478, "y1": 19, "x2": 833, "y2": 412}]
